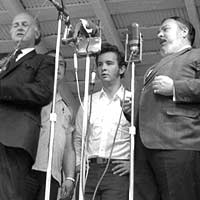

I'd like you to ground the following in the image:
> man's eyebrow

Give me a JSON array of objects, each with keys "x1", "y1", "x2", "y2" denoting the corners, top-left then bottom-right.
[
  {"x1": 160, "y1": 24, "x2": 170, "y2": 29},
  {"x1": 12, "y1": 21, "x2": 29, "y2": 25},
  {"x1": 12, "y1": 22, "x2": 18, "y2": 25}
]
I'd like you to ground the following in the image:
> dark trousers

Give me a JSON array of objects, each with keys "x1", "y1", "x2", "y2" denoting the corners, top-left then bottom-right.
[
  {"x1": 134, "y1": 135, "x2": 200, "y2": 200},
  {"x1": 0, "y1": 143, "x2": 37, "y2": 200},
  {"x1": 31, "y1": 170, "x2": 59, "y2": 200},
  {"x1": 83, "y1": 162, "x2": 129, "y2": 200}
]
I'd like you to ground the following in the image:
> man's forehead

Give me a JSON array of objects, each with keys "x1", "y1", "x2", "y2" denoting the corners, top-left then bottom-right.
[
  {"x1": 12, "y1": 13, "x2": 33, "y2": 23},
  {"x1": 158, "y1": 19, "x2": 179, "y2": 32},
  {"x1": 161, "y1": 19, "x2": 177, "y2": 27},
  {"x1": 98, "y1": 51, "x2": 117, "y2": 61}
]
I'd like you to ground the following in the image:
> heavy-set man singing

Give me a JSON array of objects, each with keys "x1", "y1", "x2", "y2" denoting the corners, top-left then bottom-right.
[{"x1": 135, "y1": 16, "x2": 200, "y2": 200}]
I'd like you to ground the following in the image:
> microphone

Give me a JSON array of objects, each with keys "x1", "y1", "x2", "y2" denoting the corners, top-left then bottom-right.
[
  {"x1": 48, "y1": 0, "x2": 69, "y2": 21},
  {"x1": 129, "y1": 23, "x2": 139, "y2": 54},
  {"x1": 125, "y1": 22, "x2": 142, "y2": 62},
  {"x1": 62, "y1": 24, "x2": 75, "y2": 45},
  {"x1": 80, "y1": 19, "x2": 98, "y2": 37},
  {"x1": 62, "y1": 21, "x2": 83, "y2": 45}
]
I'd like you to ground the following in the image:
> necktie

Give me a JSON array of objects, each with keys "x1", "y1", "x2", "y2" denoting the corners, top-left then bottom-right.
[
  {"x1": 0, "y1": 49, "x2": 22, "y2": 73},
  {"x1": 10, "y1": 49, "x2": 22, "y2": 65},
  {"x1": 6, "y1": 49, "x2": 22, "y2": 71}
]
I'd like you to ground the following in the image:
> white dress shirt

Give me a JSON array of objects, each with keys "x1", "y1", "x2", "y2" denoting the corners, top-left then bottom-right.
[
  {"x1": 16, "y1": 47, "x2": 35, "y2": 61},
  {"x1": 74, "y1": 85, "x2": 131, "y2": 166}
]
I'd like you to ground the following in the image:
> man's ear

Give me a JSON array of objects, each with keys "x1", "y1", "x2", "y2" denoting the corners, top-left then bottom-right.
[
  {"x1": 182, "y1": 27, "x2": 189, "y2": 38},
  {"x1": 119, "y1": 64, "x2": 127, "y2": 75},
  {"x1": 34, "y1": 27, "x2": 41, "y2": 40}
]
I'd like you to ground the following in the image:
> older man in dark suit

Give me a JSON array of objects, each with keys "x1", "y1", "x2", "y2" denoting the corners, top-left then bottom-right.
[
  {"x1": 135, "y1": 16, "x2": 200, "y2": 200},
  {"x1": 0, "y1": 12, "x2": 54, "y2": 200}
]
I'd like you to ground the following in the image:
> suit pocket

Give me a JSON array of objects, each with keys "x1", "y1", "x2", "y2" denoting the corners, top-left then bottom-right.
[
  {"x1": 195, "y1": 61, "x2": 200, "y2": 78},
  {"x1": 24, "y1": 62, "x2": 37, "y2": 71},
  {"x1": 15, "y1": 62, "x2": 37, "y2": 83},
  {"x1": 165, "y1": 107, "x2": 199, "y2": 118},
  {"x1": 189, "y1": 60, "x2": 200, "y2": 78}
]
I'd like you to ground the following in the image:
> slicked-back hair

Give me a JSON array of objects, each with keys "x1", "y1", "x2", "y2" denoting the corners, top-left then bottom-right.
[
  {"x1": 161, "y1": 16, "x2": 196, "y2": 46},
  {"x1": 95, "y1": 43, "x2": 127, "y2": 78}
]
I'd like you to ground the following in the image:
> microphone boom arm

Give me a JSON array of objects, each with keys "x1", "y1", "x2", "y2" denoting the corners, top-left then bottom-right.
[{"x1": 48, "y1": 0, "x2": 70, "y2": 21}]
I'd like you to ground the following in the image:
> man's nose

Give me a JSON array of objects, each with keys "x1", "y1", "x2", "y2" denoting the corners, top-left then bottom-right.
[
  {"x1": 17, "y1": 26, "x2": 24, "y2": 31},
  {"x1": 101, "y1": 63, "x2": 108, "y2": 70},
  {"x1": 157, "y1": 31, "x2": 163, "y2": 38},
  {"x1": 17, "y1": 23, "x2": 26, "y2": 30}
]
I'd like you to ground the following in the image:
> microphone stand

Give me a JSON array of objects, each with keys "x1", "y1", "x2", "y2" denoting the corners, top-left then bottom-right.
[
  {"x1": 125, "y1": 30, "x2": 142, "y2": 200},
  {"x1": 78, "y1": 54, "x2": 91, "y2": 200},
  {"x1": 129, "y1": 59, "x2": 136, "y2": 200},
  {"x1": 44, "y1": 11, "x2": 63, "y2": 200},
  {"x1": 127, "y1": 32, "x2": 142, "y2": 200},
  {"x1": 71, "y1": 22, "x2": 101, "y2": 200}
]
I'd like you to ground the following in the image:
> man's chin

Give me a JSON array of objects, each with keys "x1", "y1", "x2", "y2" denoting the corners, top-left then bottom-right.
[
  {"x1": 101, "y1": 77, "x2": 110, "y2": 82},
  {"x1": 14, "y1": 40, "x2": 28, "y2": 48},
  {"x1": 160, "y1": 46, "x2": 169, "y2": 56},
  {"x1": 13, "y1": 39, "x2": 23, "y2": 44}
]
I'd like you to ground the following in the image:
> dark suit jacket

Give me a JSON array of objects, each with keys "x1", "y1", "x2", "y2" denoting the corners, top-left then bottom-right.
[
  {"x1": 139, "y1": 48, "x2": 200, "y2": 150},
  {"x1": 0, "y1": 50, "x2": 54, "y2": 160}
]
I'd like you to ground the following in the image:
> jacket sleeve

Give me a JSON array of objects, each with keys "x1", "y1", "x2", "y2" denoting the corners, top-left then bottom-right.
[
  {"x1": 0, "y1": 55, "x2": 55, "y2": 107},
  {"x1": 174, "y1": 59, "x2": 200, "y2": 103}
]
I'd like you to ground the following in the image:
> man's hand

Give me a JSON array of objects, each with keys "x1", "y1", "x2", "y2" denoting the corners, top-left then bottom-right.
[
  {"x1": 122, "y1": 97, "x2": 132, "y2": 115},
  {"x1": 111, "y1": 160, "x2": 130, "y2": 176},
  {"x1": 60, "y1": 180, "x2": 74, "y2": 200},
  {"x1": 121, "y1": 97, "x2": 132, "y2": 122},
  {"x1": 152, "y1": 75, "x2": 174, "y2": 96}
]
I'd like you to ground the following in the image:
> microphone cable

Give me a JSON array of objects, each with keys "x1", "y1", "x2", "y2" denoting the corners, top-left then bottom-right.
[
  {"x1": 73, "y1": 52, "x2": 84, "y2": 109},
  {"x1": 75, "y1": 56, "x2": 97, "y2": 196},
  {"x1": 126, "y1": 50, "x2": 134, "y2": 76},
  {"x1": 80, "y1": 59, "x2": 97, "y2": 190}
]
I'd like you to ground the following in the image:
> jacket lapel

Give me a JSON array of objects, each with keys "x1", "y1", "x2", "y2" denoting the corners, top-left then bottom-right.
[
  {"x1": 144, "y1": 48, "x2": 192, "y2": 86},
  {"x1": 0, "y1": 50, "x2": 36, "y2": 79}
]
